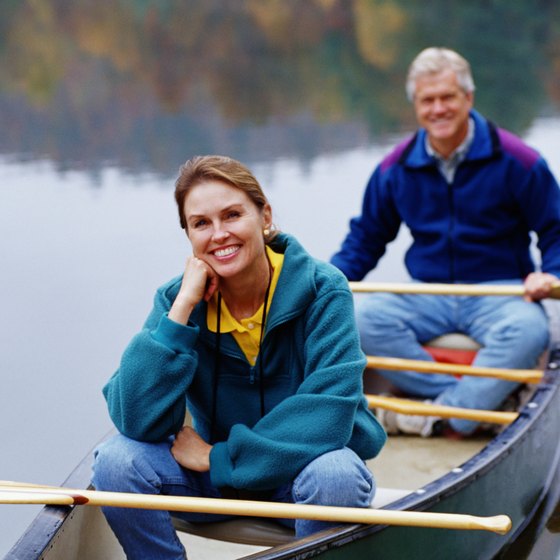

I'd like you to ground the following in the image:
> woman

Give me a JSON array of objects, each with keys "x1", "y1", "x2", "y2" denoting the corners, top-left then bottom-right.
[{"x1": 93, "y1": 155, "x2": 386, "y2": 559}]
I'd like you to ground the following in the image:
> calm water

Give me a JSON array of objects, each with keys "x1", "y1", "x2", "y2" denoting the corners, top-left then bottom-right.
[{"x1": 2, "y1": 2, "x2": 560, "y2": 557}]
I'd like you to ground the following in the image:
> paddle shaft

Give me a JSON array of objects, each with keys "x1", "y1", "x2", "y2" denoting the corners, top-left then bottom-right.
[
  {"x1": 0, "y1": 484, "x2": 511, "y2": 534},
  {"x1": 366, "y1": 394, "x2": 517, "y2": 425},
  {"x1": 366, "y1": 355, "x2": 543, "y2": 384},
  {"x1": 349, "y1": 281, "x2": 560, "y2": 299}
]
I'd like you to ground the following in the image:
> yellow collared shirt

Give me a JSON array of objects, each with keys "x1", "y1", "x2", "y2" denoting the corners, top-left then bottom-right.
[{"x1": 207, "y1": 246, "x2": 284, "y2": 365}]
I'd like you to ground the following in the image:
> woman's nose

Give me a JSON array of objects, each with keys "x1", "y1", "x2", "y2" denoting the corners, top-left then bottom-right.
[{"x1": 211, "y1": 224, "x2": 229, "y2": 241}]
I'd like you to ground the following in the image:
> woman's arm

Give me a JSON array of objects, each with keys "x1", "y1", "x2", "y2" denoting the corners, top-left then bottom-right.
[{"x1": 103, "y1": 257, "x2": 219, "y2": 441}]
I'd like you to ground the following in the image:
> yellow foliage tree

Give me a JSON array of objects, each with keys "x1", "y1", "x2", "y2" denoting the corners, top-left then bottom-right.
[{"x1": 353, "y1": 0, "x2": 407, "y2": 69}]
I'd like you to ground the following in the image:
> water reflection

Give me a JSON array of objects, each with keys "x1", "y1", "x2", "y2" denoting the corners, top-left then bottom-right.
[{"x1": 1, "y1": 0, "x2": 560, "y2": 176}]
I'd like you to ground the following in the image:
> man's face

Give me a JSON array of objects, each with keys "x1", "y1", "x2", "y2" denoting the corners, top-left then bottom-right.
[{"x1": 412, "y1": 68, "x2": 474, "y2": 157}]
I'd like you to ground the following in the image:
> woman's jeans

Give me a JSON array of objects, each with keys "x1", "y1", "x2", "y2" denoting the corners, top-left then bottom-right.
[
  {"x1": 92, "y1": 435, "x2": 375, "y2": 559},
  {"x1": 356, "y1": 281, "x2": 549, "y2": 434}
]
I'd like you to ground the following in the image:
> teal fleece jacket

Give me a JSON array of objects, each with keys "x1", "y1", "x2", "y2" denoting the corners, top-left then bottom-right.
[{"x1": 103, "y1": 233, "x2": 386, "y2": 491}]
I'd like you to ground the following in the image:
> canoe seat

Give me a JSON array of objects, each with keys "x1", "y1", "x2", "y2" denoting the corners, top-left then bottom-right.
[
  {"x1": 171, "y1": 515, "x2": 295, "y2": 546},
  {"x1": 424, "y1": 333, "x2": 481, "y2": 365},
  {"x1": 426, "y1": 333, "x2": 481, "y2": 350},
  {"x1": 170, "y1": 486, "x2": 409, "y2": 546}
]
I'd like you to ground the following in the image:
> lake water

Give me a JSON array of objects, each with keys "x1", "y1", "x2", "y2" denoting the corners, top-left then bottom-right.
[{"x1": 2, "y1": 2, "x2": 560, "y2": 557}]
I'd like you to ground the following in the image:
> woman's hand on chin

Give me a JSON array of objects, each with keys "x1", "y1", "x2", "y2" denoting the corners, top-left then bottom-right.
[{"x1": 169, "y1": 256, "x2": 219, "y2": 323}]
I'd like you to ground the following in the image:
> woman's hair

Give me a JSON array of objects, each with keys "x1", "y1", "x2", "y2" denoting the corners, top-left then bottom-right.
[
  {"x1": 405, "y1": 47, "x2": 475, "y2": 102},
  {"x1": 175, "y1": 155, "x2": 277, "y2": 240}
]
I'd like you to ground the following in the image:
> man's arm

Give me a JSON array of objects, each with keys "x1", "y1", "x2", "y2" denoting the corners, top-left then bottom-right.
[{"x1": 331, "y1": 167, "x2": 402, "y2": 280}]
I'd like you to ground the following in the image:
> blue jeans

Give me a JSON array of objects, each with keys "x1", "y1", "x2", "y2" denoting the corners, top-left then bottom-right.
[
  {"x1": 356, "y1": 281, "x2": 549, "y2": 434},
  {"x1": 92, "y1": 434, "x2": 375, "y2": 559}
]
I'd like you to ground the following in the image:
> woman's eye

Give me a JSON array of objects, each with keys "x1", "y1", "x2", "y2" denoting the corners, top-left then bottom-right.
[
  {"x1": 226, "y1": 211, "x2": 240, "y2": 219},
  {"x1": 192, "y1": 218, "x2": 207, "y2": 228}
]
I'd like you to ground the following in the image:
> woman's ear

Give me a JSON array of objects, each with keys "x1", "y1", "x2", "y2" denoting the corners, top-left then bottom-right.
[{"x1": 262, "y1": 203, "x2": 272, "y2": 230}]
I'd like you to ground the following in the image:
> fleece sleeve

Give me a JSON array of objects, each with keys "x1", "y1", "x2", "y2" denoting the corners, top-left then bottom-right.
[
  {"x1": 209, "y1": 275, "x2": 386, "y2": 490},
  {"x1": 102, "y1": 285, "x2": 199, "y2": 442},
  {"x1": 330, "y1": 167, "x2": 402, "y2": 280}
]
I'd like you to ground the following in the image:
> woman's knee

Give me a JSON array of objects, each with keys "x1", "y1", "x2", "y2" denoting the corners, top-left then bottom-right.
[
  {"x1": 293, "y1": 448, "x2": 374, "y2": 508},
  {"x1": 92, "y1": 434, "x2": 169, "y2": 492}
]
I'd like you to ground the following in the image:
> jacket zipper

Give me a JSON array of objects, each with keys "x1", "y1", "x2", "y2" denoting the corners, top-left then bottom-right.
[{"x1": 447, "y1": 180, "x2": 456, "y2": 283}]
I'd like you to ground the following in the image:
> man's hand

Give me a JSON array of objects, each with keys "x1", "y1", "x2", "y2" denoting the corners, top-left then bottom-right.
[
  {"x1": 171, "y1": 426, "x2": 212, "y2": 472},
  {"x1": 524, "y1": 272, "x2": 559, "y2": 302}
]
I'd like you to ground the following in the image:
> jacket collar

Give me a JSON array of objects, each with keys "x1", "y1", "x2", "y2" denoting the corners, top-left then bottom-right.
[{"x1": 262, "y1": 233, "x2": 315, "y2": 330}]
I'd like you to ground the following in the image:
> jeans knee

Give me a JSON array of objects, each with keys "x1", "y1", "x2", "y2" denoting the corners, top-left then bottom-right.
[
  {"x1": 293, "y1": 449, "x2": 374, "y2": 508},
  {"x1": 92, "y1": 435, "x2": 162, "y2": 493},
  {"x1": 358, "y1": 298, "x2": 397, "y2": 332},
  {"x1": 92, "y1": 438, "x2": 128, "y2": 491},
  {"x1": 490, "y1": 318, "x2": 549, "y2": 356}
]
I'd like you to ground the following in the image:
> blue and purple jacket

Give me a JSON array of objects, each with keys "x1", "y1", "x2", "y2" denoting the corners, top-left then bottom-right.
[{"x1": 331, "y1": 110, "x2": 560, "y2": 283}]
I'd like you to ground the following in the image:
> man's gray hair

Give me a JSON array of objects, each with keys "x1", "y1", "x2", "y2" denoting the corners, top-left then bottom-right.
[{"x1": 406, "y1": 47, "x2": 475, "y2": 101}]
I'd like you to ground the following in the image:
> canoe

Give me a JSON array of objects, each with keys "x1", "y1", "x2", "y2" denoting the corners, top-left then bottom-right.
[{"x1": 6, "y1": 301, "x2": 560, "y2": 559}]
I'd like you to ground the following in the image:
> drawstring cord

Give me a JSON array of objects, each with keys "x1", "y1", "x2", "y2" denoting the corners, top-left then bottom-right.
[
  {"x1": 209, "y1": 270, "x2": 272, "y2": 443},
  {"x1": 210, "y1": 292, "x2": 222, "y2": 444},
  {"x1": 258, "y1": 279, "x2": 272, "y2": 418}
]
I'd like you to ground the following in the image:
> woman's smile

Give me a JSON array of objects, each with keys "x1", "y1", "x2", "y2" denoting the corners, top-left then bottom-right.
[{"x1": 212, "y1": 244, "x2": 241, "y2": 259}]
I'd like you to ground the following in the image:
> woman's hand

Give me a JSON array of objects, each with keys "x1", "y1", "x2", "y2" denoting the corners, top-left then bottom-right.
[
  {"x1": 524, "y1": 272, "x2": 559, "y2": 302},
  {"x1": 171, "y1": 426, "x2": 212, "y2": 472},
  {"x1": 168, "y1": 256, "x2": 219, "y2": 324}
]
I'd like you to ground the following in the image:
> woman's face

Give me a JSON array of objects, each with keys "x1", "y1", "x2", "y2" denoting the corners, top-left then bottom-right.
[{"x1": 183, "y1": 180, "x2": 271, "y2": 281}]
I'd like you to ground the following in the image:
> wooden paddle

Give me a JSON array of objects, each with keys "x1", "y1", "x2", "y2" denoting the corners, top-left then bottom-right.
[
  {"x1": 366, "y1": 355, "x2": 543, "y2": 384},
  {"x1": 0, "y1": 481, "x2": 511, "y2": 534},
  {"x1": 349, "y1": 281, "x2": 560, "y2": 298},
  {"x1": 366, "y1": 394, "x2": 518, "y2": 425}
]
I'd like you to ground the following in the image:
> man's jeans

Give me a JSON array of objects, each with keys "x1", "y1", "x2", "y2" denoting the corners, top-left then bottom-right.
[
  {"x1": 356, "y1": 280, "x2": 549, "y2": 434},
  {"x1": 92, "y1": 435, "x2": 375, "y2": 559}
]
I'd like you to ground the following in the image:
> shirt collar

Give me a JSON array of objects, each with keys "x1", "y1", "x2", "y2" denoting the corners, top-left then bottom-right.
[{"x1": 425, "y1": 117, "x2": 475, "y2": 183}]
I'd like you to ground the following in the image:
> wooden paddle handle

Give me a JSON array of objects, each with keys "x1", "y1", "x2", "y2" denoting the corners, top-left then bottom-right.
[
  {"x1": 349, "y1": 281, "x2": 560, "y2": 299},
  {"x1": 0, "y1": 484, "x2": 512, "y2": 534}
]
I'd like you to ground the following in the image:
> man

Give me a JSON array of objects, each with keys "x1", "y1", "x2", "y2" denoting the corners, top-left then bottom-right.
[{"x1": 331, "y1": 47, "x2": 560, "y2": 437}]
